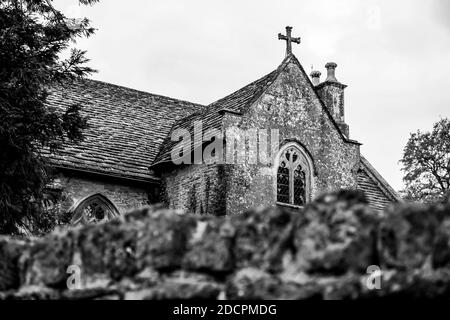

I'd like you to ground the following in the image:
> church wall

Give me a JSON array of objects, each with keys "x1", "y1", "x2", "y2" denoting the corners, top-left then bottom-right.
[
  {"x1": 54, "y1": 173, "x2": 150, "y2": 215},
  {"x1": 161, "y1": 164, "x2": 226, "y2": 216},
  {"x1": 223, "y1": 61, "x2": 361, "y2": 214}
]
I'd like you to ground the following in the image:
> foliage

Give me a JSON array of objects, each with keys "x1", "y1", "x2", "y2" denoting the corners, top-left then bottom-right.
[
  {"x1": 400, "y1": 118, "x2": 450, "y2": 203},
  {"x1": 0, "y1": 0, "x2": 98, "y2": 234}
]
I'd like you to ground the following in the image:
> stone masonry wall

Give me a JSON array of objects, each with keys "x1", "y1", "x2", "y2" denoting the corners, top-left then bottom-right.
[
  {"x1": 162, "y1": 164, "x2": 226, "y2": 216},
  {"x1": 1, "y1": 190, "x2": 450, "y2": 300},
  {"x1": 55, "y1": 173, "x2": 150, "y2": 214}
]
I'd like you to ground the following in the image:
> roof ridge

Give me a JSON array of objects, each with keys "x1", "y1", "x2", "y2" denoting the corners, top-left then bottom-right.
[
  {"x1": 233, "y1": 56, "x2": 294, "y2": 113},
  {"x1": 72, "y1": 78, "x2": 206, "y2": 108},
  {"x1": 207, "y1": 54, "x2": 294, "y2": 111},
  {"x1": 206, "y1": 71, "x2": 276, "y2": 109}
]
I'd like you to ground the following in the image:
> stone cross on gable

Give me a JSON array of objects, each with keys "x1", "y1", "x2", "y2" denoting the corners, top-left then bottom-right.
[{"x1": 278, "y1": 26, "x2": 301, "y2": 56}]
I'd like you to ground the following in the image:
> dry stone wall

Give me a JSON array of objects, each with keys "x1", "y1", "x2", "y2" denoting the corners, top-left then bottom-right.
[{"x1": 1, "y1": 190, "x2": 450, "y2": 299}]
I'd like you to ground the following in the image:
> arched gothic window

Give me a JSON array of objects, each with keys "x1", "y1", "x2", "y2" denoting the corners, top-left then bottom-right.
[
  {"x1": 70, "y1": 194, "x2": 119, "y2": 226},
  {"x1": 276, "y1": 144, "x2": 312, "y2": 206}
]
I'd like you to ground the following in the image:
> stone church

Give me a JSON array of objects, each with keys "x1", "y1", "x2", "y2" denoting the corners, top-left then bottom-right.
[{"x1": 45, "y1": 27, "x2": 399, "y2": 225}]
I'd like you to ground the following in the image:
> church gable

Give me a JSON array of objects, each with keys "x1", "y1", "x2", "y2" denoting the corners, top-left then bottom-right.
[
  {"x1": 222, "y1": 55, "x2": 362, "y2": 213},
  {"x1": 243, "y1": 55, "x2": 357, "y2": 145}
]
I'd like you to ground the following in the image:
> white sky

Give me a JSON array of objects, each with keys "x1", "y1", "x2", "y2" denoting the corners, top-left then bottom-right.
[{"x1": 55, "y1": 0, "x2": 450, "y2": 192}]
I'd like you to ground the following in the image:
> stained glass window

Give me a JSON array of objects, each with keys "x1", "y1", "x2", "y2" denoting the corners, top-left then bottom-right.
[
  {"x1": 293, "y1": 165, "x2": 306, "y2": 206},
  {"x1": 276, "y1": 145, "x2": 310, "y2": 206},
  {"x1": 277, "y1": 161, "x2": 290, "y2": 203},
  {"x1": 71, "y1": 194, "x2": 118, "y2": 226}
]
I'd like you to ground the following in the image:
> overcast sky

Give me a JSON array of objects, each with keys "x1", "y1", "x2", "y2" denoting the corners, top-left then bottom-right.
[{"x1": 55, "y1": 0, "x2": 450, "y2": 191}]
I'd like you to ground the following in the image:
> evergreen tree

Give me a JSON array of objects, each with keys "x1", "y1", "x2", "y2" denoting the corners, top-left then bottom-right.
[{"x1": 0, "y1": 0, "x2": 98, "y2": 234}]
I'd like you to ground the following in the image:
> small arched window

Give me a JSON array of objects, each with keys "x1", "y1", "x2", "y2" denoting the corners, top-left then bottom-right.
[
  {"x1": 276, "y1": 143, "x2": 312, "y2": 207},
  {"x1": 70, "y1": 194, "x2": 119, "y2": 226}
]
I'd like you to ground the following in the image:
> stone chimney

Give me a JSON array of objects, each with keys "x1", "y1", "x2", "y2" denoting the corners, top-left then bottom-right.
[
  {"x1": 310, "y1": 70, "x2": 321, "y2": 86},
  {"x1": 325, "y1": 62, "x2": 338, "y2": 82},
  {"x1": 316, "y1": 62, "x2": 349, "y2": 137}
]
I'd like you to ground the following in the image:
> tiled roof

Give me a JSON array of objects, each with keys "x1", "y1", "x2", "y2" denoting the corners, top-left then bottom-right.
[
  {"x1": 44, "y1": 79, "x2": 204, "y2": 181},
  {"x1": 358, "y1": 156, "x2": 401, "y2": 210}
]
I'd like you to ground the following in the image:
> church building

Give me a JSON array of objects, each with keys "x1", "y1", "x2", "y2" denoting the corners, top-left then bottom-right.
[{"x1": 45, "y1": 27, "x2": 399, "y2": 224}]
